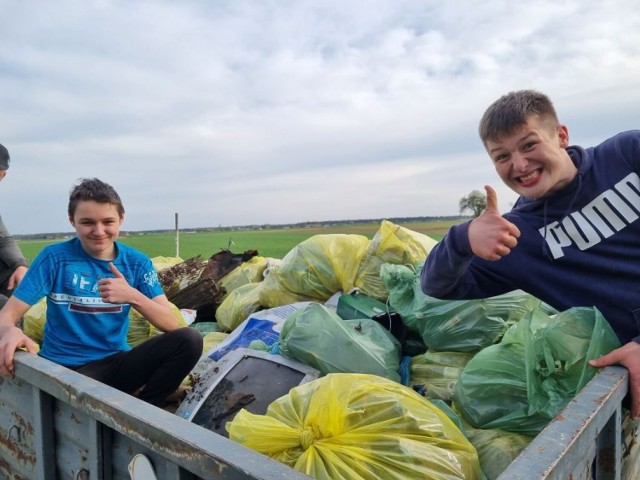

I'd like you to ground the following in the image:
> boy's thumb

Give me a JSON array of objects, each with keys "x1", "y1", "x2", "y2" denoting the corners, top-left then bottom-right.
[
  {"x1": 109, "y1": 262, "x2": 125, "y2": 278},
  {"x1": 484, "y1": 185, "x2": 500, "y2": 214}
]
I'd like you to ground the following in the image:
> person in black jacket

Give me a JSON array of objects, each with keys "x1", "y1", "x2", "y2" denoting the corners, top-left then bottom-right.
[{"x1": 0, "y1": 143, "x2": 28, "y2": 309}]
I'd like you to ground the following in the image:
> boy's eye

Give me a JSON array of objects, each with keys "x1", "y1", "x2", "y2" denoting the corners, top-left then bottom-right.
[{"x1": 495, "y1": 154, "x2": 509, "y2": 163}]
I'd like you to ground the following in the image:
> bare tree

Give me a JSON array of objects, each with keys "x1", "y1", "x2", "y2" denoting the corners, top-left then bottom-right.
[{"x1": 459, "y1": 190, "x2": 486, "y2": 218}]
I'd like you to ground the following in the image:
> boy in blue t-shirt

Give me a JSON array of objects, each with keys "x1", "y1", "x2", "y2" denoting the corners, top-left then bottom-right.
[{"x1": 0, "y1": 178, "x2": 202, "y2": 407}]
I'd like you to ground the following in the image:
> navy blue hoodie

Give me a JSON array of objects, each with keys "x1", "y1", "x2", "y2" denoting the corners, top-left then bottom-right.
[{"x1": 421, "y1": 130, "x2": 640, "y2": 344}]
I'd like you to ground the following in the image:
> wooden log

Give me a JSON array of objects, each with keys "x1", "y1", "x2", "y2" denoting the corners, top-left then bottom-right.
[{"x1": 158, "y1": 250, "x2": 258, "y2": 310}]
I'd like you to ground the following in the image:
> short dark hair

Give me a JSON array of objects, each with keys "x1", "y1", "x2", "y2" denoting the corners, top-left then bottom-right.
[
  {"x1": 68, "y1": 178, "x2": 125, "y2": 218},
  {"x1": 0, "y1": 143, "x2": 10, "y2": 170},
  {"x1": 479, "y1": 90, "x2": 559, "y2": 145}
]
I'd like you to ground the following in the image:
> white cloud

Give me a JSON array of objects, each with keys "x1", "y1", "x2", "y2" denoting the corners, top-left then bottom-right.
[{"x1": 0, "y1": 0, "x2": 639, "y2": 234}]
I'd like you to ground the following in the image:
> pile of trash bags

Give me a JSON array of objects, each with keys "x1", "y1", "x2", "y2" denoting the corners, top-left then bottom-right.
[{"x1": 21, "y1": 219, "x2": 622, "y2": 480}]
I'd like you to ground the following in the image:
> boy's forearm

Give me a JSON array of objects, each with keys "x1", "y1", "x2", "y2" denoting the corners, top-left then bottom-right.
[
  {"x1": 129, "y1": 292, "x2": 179, "y2": 331},
  {"x1": 0, "y1": 297, "x2": 31, "y2": 334}
]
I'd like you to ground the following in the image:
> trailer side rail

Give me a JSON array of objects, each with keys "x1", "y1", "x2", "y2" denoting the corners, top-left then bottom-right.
[
  {"x1": 0, "y1": 352, "x2": 312, "y2": 480},
  {"x1": 497, "y1": 366, "x2": 635, "y2": 480}
]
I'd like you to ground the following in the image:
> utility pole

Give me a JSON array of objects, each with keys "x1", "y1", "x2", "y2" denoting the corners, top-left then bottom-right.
[{"x1": 175, "y1": 212, "x2": 180, "y2": 258}]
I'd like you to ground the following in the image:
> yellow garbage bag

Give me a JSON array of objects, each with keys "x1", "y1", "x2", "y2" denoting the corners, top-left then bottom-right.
[
  {"x1": 227, "y1": 373, "x2": 481, "y2": 480},
  {"x1": 127, "y1": 302, "x2": 186, "y2": 348},
  {"x1": 219, "y1": 256, "x2": 272, "y2": 294},
  {"x1": 215, "y1": 282, "x2": 262, "y2": 332},
  {"x1": 410, "y1": 350, "x2": 476, "y2": 402},
  {"x1": 258, "y1": 268, "x2": 318, "y2": 308},
  {"x1": 23, "y1": 297, "x2": 47, "y2": 343},
  {"x1": 354, "y1": 220, "x2": 437, "y2": 300},
  {"x1": 150, "y1": 255, "x2": 184, "y2": 272},
  {"x1": 201, "y1": 331, "x2": 229, "y2": 356},
  {"x1": 272, "y1": 234, "x2": 370, "y2": 301}
]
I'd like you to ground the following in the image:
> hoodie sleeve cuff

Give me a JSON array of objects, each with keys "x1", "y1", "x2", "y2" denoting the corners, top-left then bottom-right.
[{"x1": 448, "y1": 220, "x2": 474, "y2": 257}]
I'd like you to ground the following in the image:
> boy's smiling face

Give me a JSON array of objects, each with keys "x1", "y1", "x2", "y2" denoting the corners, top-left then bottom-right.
[
  {"x1": 486, "y1": 114, "x2": 577, "y2": 199},
  {"x1": 69, "y1": 200, "x2": 124, "y2": 260}
]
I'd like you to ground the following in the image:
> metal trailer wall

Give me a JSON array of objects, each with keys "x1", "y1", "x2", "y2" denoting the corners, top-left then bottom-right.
[
  {"x1": 0, "y1": 352, "x2": 312, "y2": 480},
  {"x1": 2, "y1": 352, "x2": 639, "y2": 480},
  {"x1": 498, "y1": 365, "x2": 639, "y2": 480}
]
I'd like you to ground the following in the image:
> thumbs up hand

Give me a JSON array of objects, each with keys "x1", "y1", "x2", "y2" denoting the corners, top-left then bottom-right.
[
  {"x1": 468, "y1": 185, "x2": 521, "y2": 261},
  {"x1": 98, "y1": 262, "x2": 133, "y2": 304}
]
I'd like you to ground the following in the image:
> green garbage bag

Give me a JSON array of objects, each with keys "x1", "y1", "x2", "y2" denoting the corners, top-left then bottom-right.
[
  {"x1": 453, "y1": 306, "x2": 621, "y2": 436},
  {"x1": 431, "y1": 400, "x2": 532, "y2": 480},
  {"x1": 382, "y1": 264, "x2": 546, "y2": 352},
  {"x1": 279, "y1": 302, "x2": 402, "y2": 382}
]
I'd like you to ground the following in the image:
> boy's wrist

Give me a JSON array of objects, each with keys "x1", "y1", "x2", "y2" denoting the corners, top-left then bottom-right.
[{"x1": 0, "y1": 324, "x2": 20, "y2": 338}]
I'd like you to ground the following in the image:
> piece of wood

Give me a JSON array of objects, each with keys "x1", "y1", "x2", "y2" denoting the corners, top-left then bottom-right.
[{"x1": 158, "y1": 249, "x2": 258, "y2": 310}]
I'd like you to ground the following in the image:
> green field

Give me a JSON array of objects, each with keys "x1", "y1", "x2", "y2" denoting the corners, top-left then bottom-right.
[{"x1": 17, "y1": 220, "x2": 460, "y2": 264}]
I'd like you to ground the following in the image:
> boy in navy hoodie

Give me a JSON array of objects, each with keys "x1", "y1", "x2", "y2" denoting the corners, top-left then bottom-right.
[{"x1": 421, "y1": 90, "x2": 640, "y2": 418}]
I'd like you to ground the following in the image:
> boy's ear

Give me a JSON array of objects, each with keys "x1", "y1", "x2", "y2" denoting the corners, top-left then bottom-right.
[
  {"x1": 557, "y1": 125, "x2": 570, "y2": 148},
  {"x1": 69, "y1": 216, "x2": 75, "y2": 226}
]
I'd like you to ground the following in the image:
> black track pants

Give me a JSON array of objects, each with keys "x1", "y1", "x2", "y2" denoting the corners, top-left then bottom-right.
[{"x1": 74, "y1": 327, "x2": 203, "y2": 407}]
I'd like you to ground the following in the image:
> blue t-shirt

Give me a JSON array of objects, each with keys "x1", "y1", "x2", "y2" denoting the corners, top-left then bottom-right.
[{"x1": 14, "y1": 238, "x2": 164, "y2": 367}]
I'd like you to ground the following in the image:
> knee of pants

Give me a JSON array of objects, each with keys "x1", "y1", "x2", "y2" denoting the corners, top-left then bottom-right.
[{"x1": 171, "y1": 327, "x2": 204, "y2": 359}]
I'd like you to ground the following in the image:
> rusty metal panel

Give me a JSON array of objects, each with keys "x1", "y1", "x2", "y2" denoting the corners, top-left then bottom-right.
[
  {"x1": 32, "y1": 388, "x2": 55, "y2": 479},
  {"x1": 498, "y1": 366, "x2": 632, "y2": 479},
  {"x1": 2, "y1": 352, "x2": 312, "y2": 480},
  {"x1": 0, "y1": 375, "x2": 37, "y2": 479},
  {"x1": 53, "y1": 401, "x2": 94, "y2": 478}
]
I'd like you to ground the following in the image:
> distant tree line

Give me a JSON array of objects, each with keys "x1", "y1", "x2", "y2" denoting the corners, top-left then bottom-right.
[{"x1": 13, "y1": 215, "x2": 467, "y2": 241}]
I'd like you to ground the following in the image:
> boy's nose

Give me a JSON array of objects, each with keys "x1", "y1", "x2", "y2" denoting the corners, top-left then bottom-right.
[{"x1": 511, "y1": 152, "x2": 529, "y2": 170}]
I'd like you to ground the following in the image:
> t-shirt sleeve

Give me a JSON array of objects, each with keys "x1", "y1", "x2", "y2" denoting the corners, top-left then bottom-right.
[
  {"x1": 12, "y1": 248, "x2": 56, "y2": 306},
  {"x1": 134, "y1": 257, "x2": 165, "y2": 299}
]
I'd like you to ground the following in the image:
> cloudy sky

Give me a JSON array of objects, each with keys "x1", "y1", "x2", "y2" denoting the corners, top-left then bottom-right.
[{"x1": 1, "y1": 0, "x2": 639, "y2": 234}]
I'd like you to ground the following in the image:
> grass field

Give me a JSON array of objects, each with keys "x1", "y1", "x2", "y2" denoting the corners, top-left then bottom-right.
[{"x1": 17, "y1": 219, "x2": 461, "y2": 264}]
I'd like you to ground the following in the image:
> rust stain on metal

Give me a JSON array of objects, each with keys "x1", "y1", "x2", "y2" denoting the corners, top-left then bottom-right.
[
  {"x1": 69, "y1": 412, "x2": 83, "y2": 424},
  {"x1": 0, "y1": 431, "x2": 36, "y2": 465},
  {"x1": 0, "y1": 456, "x2": 30, "y2": 480},
  {"x1": 11, "y1": 411, "x2": 34, "y2": 437},
  {"x1": 597, "y1": 446, "x2": 615, "y2": 471}
]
